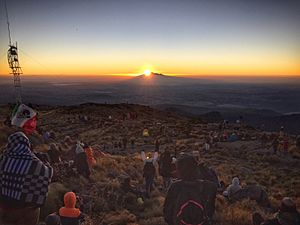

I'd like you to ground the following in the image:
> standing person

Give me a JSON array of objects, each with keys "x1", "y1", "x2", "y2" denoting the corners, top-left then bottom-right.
[
  {"x1": 164, "y1": 155, "x2": 217, "y2": 225},
  {"x1": 84, "y1": 144, "x2": 96, "y2": 169},
  {"x1": 159, "y1": 150, "x2": 173, "y2": 190},
  {"x1": 279, "y1": 126, "x2": 284, "y2": 138},
  {"x1": 204, "y1": 136, "x2": 210, "y2": 152},
  {"x1": 74, "y1": 141, "x2": 90, "y2": 179},
  {"x1": 130, "y1": 137, "x2": 135, "y2": 151},
  {"x1": 272, "y1": 137, "x2": 279, "y2": 155},
  {"x1": 155, "y1": 138, "x2": 160, "y2": 152},
  {"x1": 141, "y1": 150, "x2": 158, "y2": 198},
  {"x1": 283, "y1": 137, "x2": 289, "y2": 154},
  {"x1": 0, "y1": 104, "x2": 53, "y2": 225}
]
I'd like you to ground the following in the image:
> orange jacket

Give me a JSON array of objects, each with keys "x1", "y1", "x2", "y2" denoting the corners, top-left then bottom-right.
[
  {"x1": 59, "y1": 192, "x2": 80, "y2": 218},
  {"x1": 84, "y1": 147, "x2": 97, "y2": 166}
]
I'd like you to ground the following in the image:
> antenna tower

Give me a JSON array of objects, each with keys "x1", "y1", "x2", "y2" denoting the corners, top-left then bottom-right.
[{"x1": 5, "y1": 0, "x2": 22, "y2": 103}]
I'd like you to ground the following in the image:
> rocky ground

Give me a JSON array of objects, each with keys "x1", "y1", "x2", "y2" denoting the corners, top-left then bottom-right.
[{"x1": 0, "y1": 103, "x2": 299, "y2": 225}]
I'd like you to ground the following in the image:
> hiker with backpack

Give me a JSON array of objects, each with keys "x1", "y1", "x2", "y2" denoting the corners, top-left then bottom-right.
[
  {"x1": 74, "y1": 141, "x2": 91, "y2": 179},
  {"x1": 159, "y1": 150, "x2": 173, "y2": 190},
  {"x1": 252, "y1": 197, "x2": 300, "y2": 225},
  {"x1": 141, "y1": 150, "x2": 158, "y2": 198},
  {"x1": 164, "y1": 154, "x2": 217, "y2": 225}
]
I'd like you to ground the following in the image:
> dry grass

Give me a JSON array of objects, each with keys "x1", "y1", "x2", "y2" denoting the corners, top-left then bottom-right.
[{"x1": 1, "y1": 104, "x2": 300, "y2": 225}]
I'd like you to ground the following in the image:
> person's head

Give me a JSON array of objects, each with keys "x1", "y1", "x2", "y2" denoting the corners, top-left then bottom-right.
[
  {"x1": 176, "y1": 154, "x2": 198, "y2": 181},
  {"x1": 7, "y1": 131, "x2": 31, "y2": 153},
  {"x1": 63, "y1": 192, "x2": 77, "y2": 208},
  {"x1": 232, "y1": 177, "x2": 240, "y2": 186},
  {"x1": 45, "y1": 213, "x2": 61, "y2": 225},
  {"x1": 280, "y1": 197, "x2": 296, "y2": 212},
  {"x1": 64, "y1": 136, "x2": 72, "y2": 144}
]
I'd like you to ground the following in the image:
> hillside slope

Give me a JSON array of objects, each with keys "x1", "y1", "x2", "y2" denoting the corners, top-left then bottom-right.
[{"x1": 0, "y1": 103, "x2": 299, "y2": 225}]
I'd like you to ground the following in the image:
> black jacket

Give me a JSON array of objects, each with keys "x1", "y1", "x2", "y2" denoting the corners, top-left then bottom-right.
[{"x1": 163, "y1": 179, "x2": 217, "y2": 225}]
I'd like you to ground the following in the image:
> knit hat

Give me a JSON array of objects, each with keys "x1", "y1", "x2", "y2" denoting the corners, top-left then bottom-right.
[{"x1": 45, "y1": 213, "x2": 61, "y2": 225}]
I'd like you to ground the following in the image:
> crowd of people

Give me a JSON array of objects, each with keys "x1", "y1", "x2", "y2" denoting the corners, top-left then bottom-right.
[{"x1": 0, "y1": 104, "x2": 299, "y2": 225}]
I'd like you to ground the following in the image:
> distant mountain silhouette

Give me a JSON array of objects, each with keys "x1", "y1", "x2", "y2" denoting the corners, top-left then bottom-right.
[
  {"x1": 124, "y1": 73, "x2": 212, "y2": 86},
  {"x1": 154, "y1": 104, "x2": 300, "y2": 134}
]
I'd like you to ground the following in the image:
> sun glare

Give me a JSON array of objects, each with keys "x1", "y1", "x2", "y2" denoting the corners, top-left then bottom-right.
[{"x1": 144, "y1": 70, "x2": 151, "y2": 77}]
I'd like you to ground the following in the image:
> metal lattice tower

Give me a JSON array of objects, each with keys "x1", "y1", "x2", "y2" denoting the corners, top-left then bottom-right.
[
  {"x1": 7, "y1": 43, "x2": 23, "y2": 103},
  {"x1": 5, "y1": 0, "x2": 22, "y2": 103}
]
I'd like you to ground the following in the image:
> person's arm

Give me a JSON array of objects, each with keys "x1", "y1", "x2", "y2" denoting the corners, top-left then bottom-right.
[
  {"x1": 205, "y1": 182, "x2": 217, "y2": 218},
  {"x1": 153, "y1": 151, "x2": 159, "y2": 163},
  {"x1": 163, "y1": 183, "x2": 178, "y2": 225},
  {"x1": 141, "y1": 151, "x2": 146, "y2": 162}
]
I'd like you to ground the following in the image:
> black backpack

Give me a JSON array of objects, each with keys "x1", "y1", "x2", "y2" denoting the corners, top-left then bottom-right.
[
  {"x1": 143, "y1": 161, "x2": 156, "y2": 177},
  {"x1": 174, "y1": 181, "x2": 210, "y2": 225}
]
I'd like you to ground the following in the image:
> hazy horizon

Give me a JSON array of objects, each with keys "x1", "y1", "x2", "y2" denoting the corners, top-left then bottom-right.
[{"x1": 1, "y1": 0, "x2": 299, "y2": 76}]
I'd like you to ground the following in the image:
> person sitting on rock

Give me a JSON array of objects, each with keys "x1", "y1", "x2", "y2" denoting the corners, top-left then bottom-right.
[
  {"x1": 141, "y1": 150, "x2": 158, "y2": 198},
  {"x1": 223, "y1": 177, "x2": 242, "y2": 201},
  {"x1": 252, "y1": 197, "x2": 300, "y2": 225},
  {"x1": 164, "y1": 154, "x2": 217, "y2": 225},
  {"x1": 58, "y1": 192, "x2": 85, "y2": 225}
]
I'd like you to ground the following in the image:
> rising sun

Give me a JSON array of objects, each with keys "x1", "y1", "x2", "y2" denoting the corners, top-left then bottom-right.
[{"x1": 144, "y1": 70, "x2": 151, "y2": 77}]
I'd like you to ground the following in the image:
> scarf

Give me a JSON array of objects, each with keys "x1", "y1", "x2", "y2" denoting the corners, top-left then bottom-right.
[{"x1": 0, "y1": 132, "x2": 53, "y2": 207}]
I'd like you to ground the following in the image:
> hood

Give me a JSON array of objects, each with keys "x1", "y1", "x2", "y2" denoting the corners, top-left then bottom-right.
[
  {"x1": 232, "y1": 177, "x2": 240, "y2": 186},
  {"x1": 75, "y1": 142, "x2": 85, "y2": 154},
  {"x1": 5, "y1": 132, "x2": 34, "y2": 159},
  {"x1": 64, "y1": 192, "x2": 77, "y2": 208}
]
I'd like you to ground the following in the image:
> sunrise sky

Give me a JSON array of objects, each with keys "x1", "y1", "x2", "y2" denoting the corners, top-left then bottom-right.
[{"x1": 0, "y1": 0, "x2": 299, "y2": 77}]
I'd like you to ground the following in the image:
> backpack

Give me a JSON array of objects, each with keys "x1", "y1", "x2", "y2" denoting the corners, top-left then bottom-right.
[
  {"x1": 174, "y1": 181, "x2": 210, "y2": 225},
  {"x1": 143, "y1": 161, "x2": 156, "y2": 177}
]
